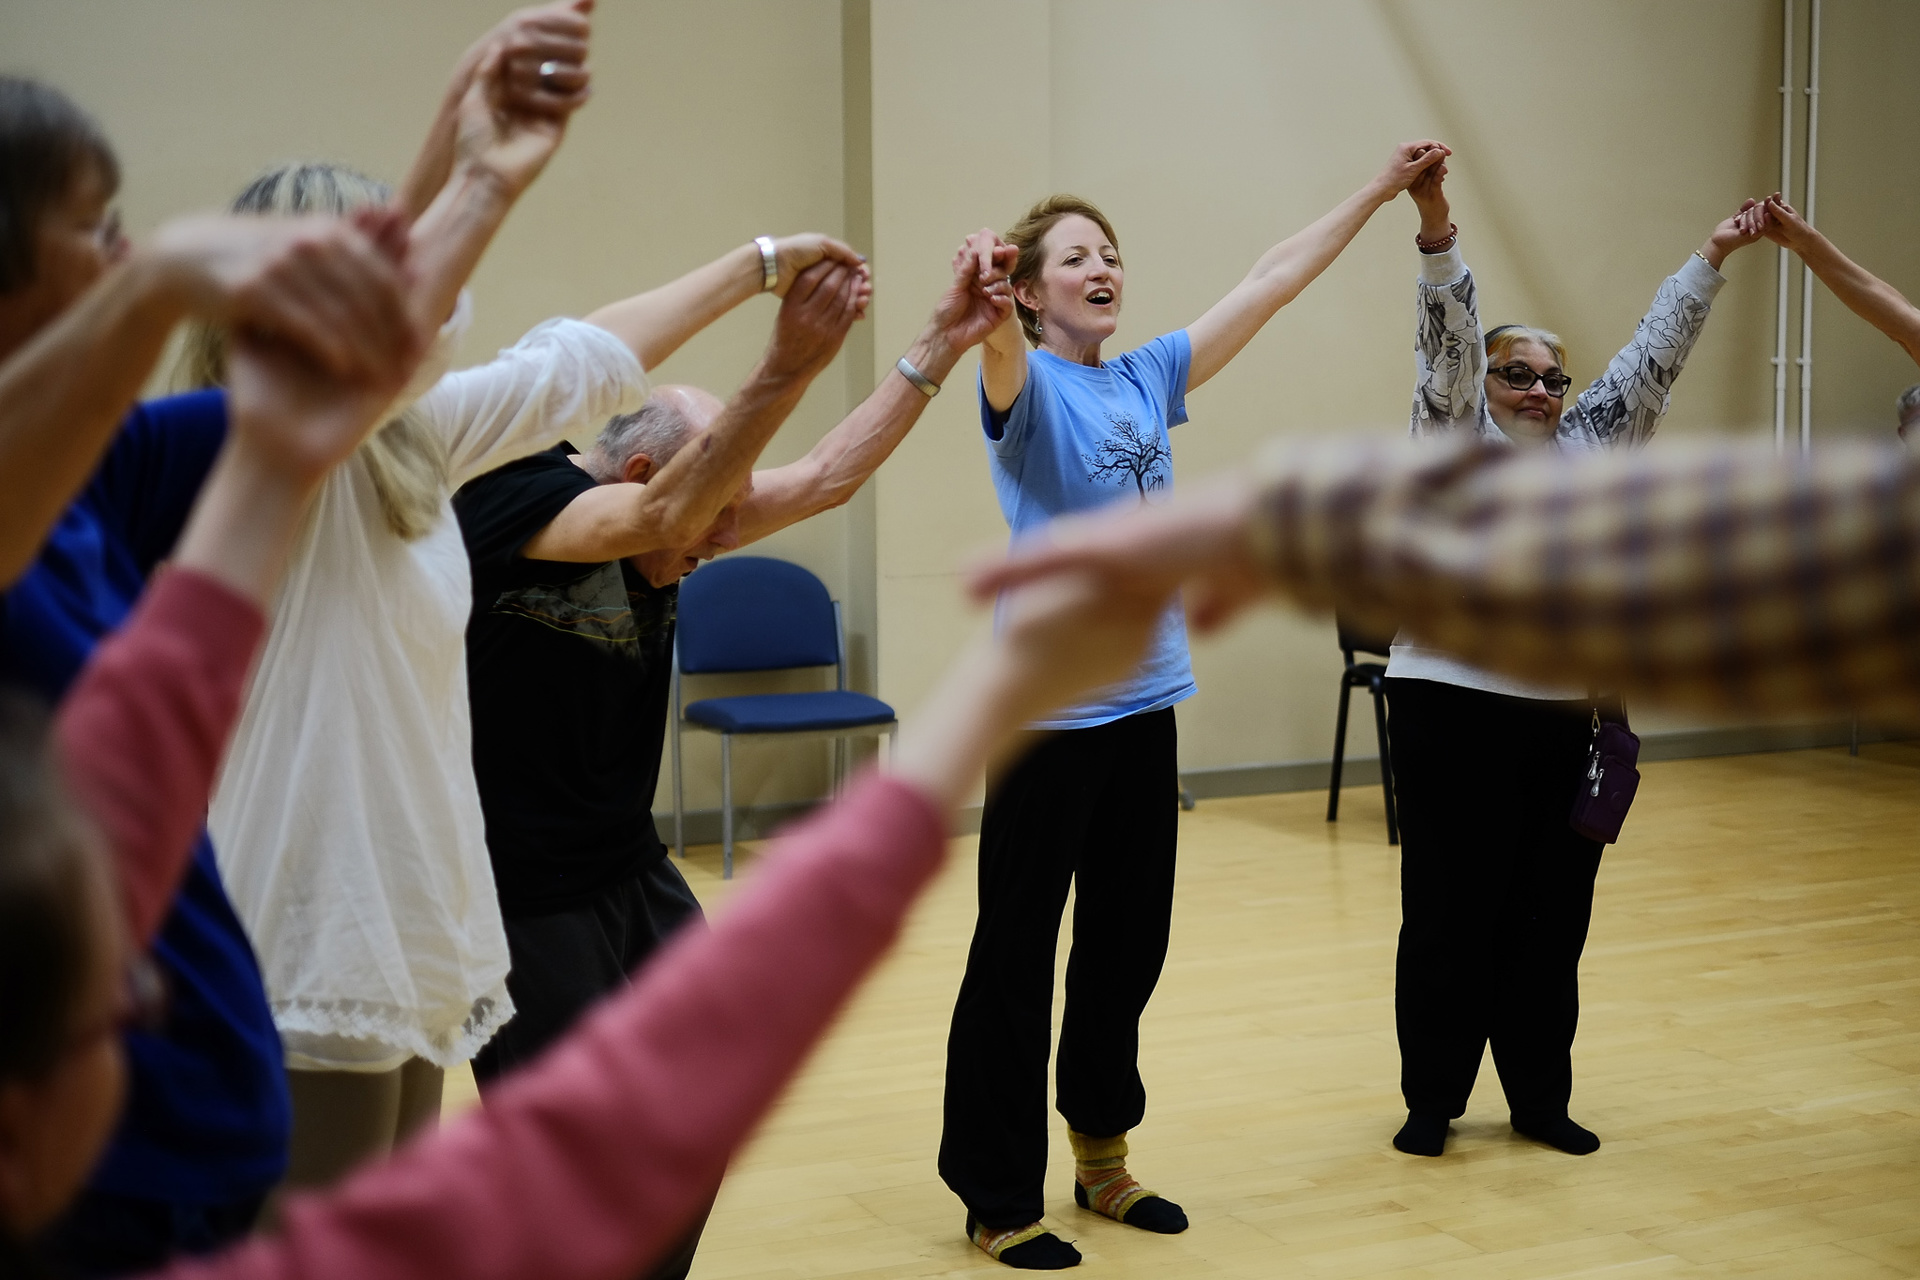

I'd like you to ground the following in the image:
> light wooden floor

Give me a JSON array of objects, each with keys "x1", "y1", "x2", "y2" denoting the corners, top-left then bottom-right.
[{"x1": 446, "y1": 745, "x2": 1920, "y2": 1277}]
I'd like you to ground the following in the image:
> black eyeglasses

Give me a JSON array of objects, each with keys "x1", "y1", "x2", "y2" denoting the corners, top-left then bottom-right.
[{"x1": 1490, "y1": 363, "x2": 1572, "y2": 397}]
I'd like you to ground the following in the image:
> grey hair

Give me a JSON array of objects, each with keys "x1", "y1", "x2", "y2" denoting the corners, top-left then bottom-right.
[
  {"x1": 590, "y1": 394, "x2": 698, "y2": 479},
  {"x1": 1897, "y1": 384, "x2": 1920, "y2": 423}
]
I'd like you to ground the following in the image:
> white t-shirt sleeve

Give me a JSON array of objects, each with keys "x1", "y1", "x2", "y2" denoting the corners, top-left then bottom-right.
[{"x1": 420, "y1": 318, "x2": 651, "y2": 489}]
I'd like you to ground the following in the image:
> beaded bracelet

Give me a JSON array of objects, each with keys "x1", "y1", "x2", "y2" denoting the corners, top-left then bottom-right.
[{"x1": 1415, "y1": 222, "x2": 1458, "y2": 254}]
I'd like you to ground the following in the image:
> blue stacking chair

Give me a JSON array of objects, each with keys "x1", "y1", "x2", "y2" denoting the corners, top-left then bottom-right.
[{"x1": 670, "y1": 556, "x2": 896, "y2": 878}]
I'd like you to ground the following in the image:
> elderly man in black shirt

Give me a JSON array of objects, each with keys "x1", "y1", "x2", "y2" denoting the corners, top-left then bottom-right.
[{"x1": 454, "y1": 230, "x2": 1012, "y2": 1276}]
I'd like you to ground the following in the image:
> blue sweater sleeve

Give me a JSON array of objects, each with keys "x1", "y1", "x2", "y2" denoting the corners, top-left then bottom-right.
[{"x1": 89, "y1": 391, "x2": 230, "y2": 575}]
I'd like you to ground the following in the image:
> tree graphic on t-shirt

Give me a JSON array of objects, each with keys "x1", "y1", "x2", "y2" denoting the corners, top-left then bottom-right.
[{"x1": 1084, "y1": 412, "x2": 1169, "y2": 496}]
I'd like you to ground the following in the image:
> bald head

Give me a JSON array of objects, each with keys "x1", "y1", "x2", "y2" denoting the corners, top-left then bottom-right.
[{"x1": 588, "y1": 384, "x2": 725, "y2": 483}]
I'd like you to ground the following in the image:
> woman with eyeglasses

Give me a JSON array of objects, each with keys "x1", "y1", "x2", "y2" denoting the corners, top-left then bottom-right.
[{"x1": 1382, "y1": 149, "x2": 1764, "y2": 1160}]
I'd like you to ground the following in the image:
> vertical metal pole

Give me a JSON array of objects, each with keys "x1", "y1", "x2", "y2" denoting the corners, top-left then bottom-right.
[
  {"x1": 721, "y1": 734, "x2": 734, "y2": 880},
  {"x1": 1797, "y1": 0, "x2": 1821, "y2": 455},
  {"x1": 1773, "y1": 0, "x2": 1794, "y2": 455},
  {"x1": 671, "y1": 646, "x2": 685, "y2": 859}
]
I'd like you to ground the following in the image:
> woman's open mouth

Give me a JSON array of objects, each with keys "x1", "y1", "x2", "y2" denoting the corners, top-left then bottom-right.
[{"x1": 1087, "y1": 288, "x2": 1114, "y2": 306}]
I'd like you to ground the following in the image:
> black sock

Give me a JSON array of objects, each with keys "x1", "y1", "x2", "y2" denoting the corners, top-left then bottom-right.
[
  {"x1": 997, "y1": 1235, "x2": 1082, "y2": 1269},
  {"x1": 1073, "y1": 1181, "x2": 1188, "y2": 1233},
  {"x1": 1512, "y1": 1114, "x2": 1600, "y2": 1155},
  {"x1": 1392, "y1": 1111, "x2": 1449, "y2": 1156},
  {"x1": 967, "y1": 1215, "x2": 1082, "y2": 1270}
]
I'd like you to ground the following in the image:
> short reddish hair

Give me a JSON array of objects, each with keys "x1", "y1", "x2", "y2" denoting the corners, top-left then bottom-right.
[{"x1": 1005, "y1": 195, "x2": 1121, "y2": 348}]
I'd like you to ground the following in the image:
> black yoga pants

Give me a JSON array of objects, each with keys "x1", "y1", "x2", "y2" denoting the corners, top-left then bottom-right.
[
  {"x1": 1385, "y1": 677, "x2": 1605, "y2": 1124},
  {"x1": 473, "y1": 855, "x2": 710, "y2": 1280},
  {"x1": 939, "y1": 707, "x2": 1180, "y2": 1229}
]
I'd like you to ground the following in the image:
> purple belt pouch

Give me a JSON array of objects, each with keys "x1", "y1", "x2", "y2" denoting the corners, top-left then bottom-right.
[{"x1": 1570, "y1": 719, "x2": 1640, "y2": 844}]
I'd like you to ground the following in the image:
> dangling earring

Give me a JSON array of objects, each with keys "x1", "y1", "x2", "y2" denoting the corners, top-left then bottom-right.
[{"x1": 1034, "y1": 317, "x2": 1044, "y2": 335}]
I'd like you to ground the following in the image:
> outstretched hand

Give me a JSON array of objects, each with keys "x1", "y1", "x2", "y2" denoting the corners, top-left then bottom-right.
[
  {"x1": 889, "y1": 560, "x2": 1172, "y2": 811},
  {"x1": 1406, "y1": 145, "x2": 1452, "y2": 240},
  {"x1": 453, "y1": 20, "x2": 591, "y2": 199},
  {"x1": 771, "y1": 234, "x2": 869, "y2": 300},
  {"x1": 1700, "y1": 198, "x2": 1769, "y2": 270},
  {"x1": 1377, "y1": 140, "x2": 1450, "y2": 198},
  {"x1": 991, "y1": 567, "x2": 1171, "y2": 722},
  {"x1": 483, "y1": 0, "x2": 594, "y2": 119},
  {"x1": 764, "y1": 259, "x2": 869, "y2": 381},
  {"x1": 223, "y1": 205, "x2": 421, "y2": 486},
  {"x1": 969, "y1": 473, "x2": 1270, "y2": 635},
  {"x1": 1738, "y1": 192, "x2": 1816, "y2": 252},
  {"x1": 172, "y1": 212, "x2": 422, "y2": 605},
  {"x1": 928, "y1": 230, "x2": 1017, "y2": 354},
  {"x1": 150, "y1": 211, "x2": 419, "y2": 385}
]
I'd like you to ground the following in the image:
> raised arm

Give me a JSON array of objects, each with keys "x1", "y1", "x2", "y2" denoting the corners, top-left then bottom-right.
[
  {"x1": 1557, "y1": 202, "x2": 1760, "y2": 451},
  {"x1": 1404, "y1": 154, "x2": 1486, "y2": 438},
  {"x1": 55, "y1": 212, "x2": 420, "y2": 944},
  {"x1": 969, "y1": 433, "x2": 1920, "y2": 723},
  {"x1": 162, "y1": 526, "x2": 1164, "y2": 1280},
  {"x1": 975, "y1": 228, "x2": 1030, "y2": 415},
  {"x1": 1752, "y1": 194, "x2": 1920, "y2": 368},
  {"x1": 0, "y1": 215, "x2": 415, "y2": 588},
  {"x1": 1184, "y1": 141, "x2": 1446, "y2": 391},
  {"x1": 585, "y1": 234, "x2": 866, "y2": 372},
  {"x1": 395, "y1": 0, "x2": 594, "y2": 219},
  {"x1": 402, "y1": 35, "x2": 590, "y2": 342},
  {"x1": 736, "y1": 237, "x2": 1013, "y2": 544},
  {"x1": 519, "y1": 260, "x2": 868, "y2": 561}
]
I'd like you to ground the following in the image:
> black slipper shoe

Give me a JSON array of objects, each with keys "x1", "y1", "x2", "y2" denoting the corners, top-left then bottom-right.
[
  {"x1": 1511, "y1": 1113, "x2": 1600, "y2": 1155},
  {"x1": 1393, "y1": 1111, "x2": 1450, "y2": 1156},
  {"x1": 1073, "y1": 1181, "x2": 1189, "y2": 1234}
]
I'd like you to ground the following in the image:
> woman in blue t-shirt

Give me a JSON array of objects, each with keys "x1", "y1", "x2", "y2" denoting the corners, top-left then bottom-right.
[{"x1": 944, "y1": 142, "x2": 1449, "y2": 1270}]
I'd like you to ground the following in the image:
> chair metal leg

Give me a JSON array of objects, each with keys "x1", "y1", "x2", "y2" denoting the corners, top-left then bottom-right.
[
  {"x1": 671, "y1": 722, "x2": 685, "y2": 861},
  {"x1": 1328, "y1": 679, "x2": 1353, "y2": 822},
  {"x1": 721, "y1": 734, "x2": 734, "y2": 880},
  {"x1": 1370, "y1": 681, "x2": 1399, "y2": 846}
]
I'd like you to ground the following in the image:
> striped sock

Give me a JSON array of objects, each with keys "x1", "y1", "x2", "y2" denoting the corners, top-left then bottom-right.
[
  {"x1": 972, "y1": 1219, "x2": 1048, "y2": 1257},
  {"x1": 1068, "y1": 1130, "x2": 1188, "y2": 1234},
  {"x1": 1068, "y1": 1131, "x2": 1152, "y2": 1221},
  {"x1": 967, "y1": 1216, "x2": 1080, "y2": 1269}
]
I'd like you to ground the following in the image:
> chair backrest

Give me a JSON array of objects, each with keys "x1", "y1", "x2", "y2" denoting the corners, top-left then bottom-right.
[
  {"x1": 1335, "y1": 612, "x2": 1395, "y2": 661},
  {"x1": 676, "y1": 555, "x2": 839, "y2": 675}
]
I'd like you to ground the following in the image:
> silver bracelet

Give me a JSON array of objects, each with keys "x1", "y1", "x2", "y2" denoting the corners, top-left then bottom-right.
[
  {"x1": 896, "y1": 354, "x2": 940, "y2": 398},
  {"x1": 755, "y1": 236, "x2": 779, "y2": 292}
]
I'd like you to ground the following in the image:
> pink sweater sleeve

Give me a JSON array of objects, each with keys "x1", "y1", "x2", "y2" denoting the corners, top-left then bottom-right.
[
  {"x1": 161, "y1": 771, "x2": 948, "y2": 1280},
  {"x1": 53, "y1": 568, "x2": 265, "y2": 944}
]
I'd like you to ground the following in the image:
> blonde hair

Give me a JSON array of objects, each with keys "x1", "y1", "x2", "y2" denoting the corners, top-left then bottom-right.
[
  {"x1": 1004, "y1": 194, "x2": 1121, "y2": 348},
  {"x1": 175, "y1": 162, "x2": 448, "y2": 542},
  {"x1": 1485, "y1": 323, "x2": 1569, "y2": 371}
]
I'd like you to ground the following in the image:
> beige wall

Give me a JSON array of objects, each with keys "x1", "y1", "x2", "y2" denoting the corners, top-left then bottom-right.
[
  {"x1": 867, "y1": 0, "x2": 1918, "y2": 774},
  {"x1": 0, "y1": 0, "x2": 856, "y2": 815},
  {"x1": 6, "y1": 1, "x2": 1914, "y2": 809}
]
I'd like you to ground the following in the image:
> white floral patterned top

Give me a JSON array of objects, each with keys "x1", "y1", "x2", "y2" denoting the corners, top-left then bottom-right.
[{"x1": 1389, "y1": 242, "x2": 1726, "y2": 698}]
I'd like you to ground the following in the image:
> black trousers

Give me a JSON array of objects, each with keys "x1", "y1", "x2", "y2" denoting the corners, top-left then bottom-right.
[
  {"x1": 1385, "y1": 677, "x2": 1605, "y2": 1123},
  {"x1": 474, "y1": 855, "x2": 710, "y2": 1280},
  {"x1": 939, "y1": 708, "x2": 1179, "y2": 1229}
]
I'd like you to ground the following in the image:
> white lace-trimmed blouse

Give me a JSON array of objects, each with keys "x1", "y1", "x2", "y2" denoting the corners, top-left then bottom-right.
[
  {"x1": 1386, "y1": 243, "x2": 1725, "y2": 701},
  {"x1": 210, "y1": 304, "x2": 649, "y2": 1071}
]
